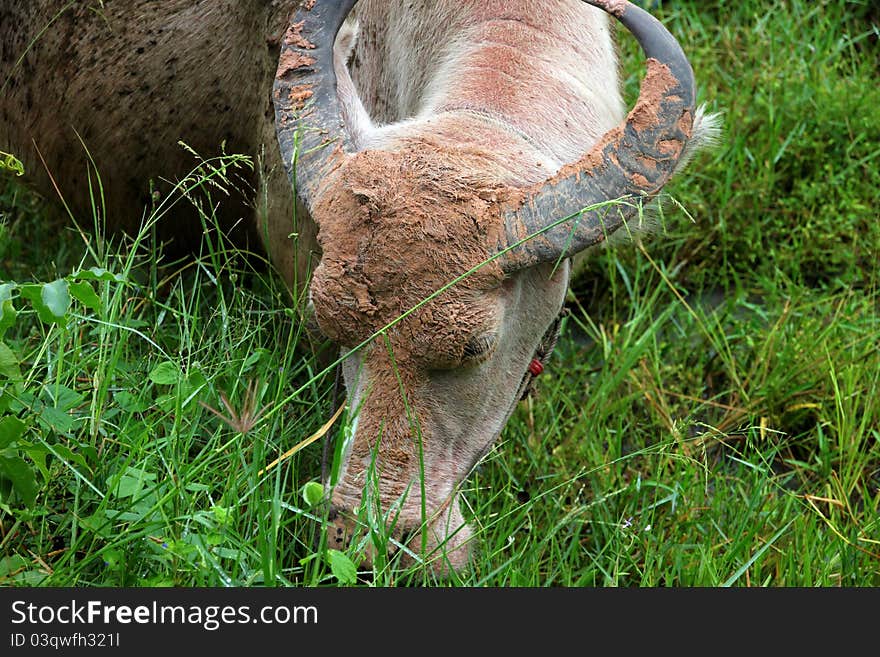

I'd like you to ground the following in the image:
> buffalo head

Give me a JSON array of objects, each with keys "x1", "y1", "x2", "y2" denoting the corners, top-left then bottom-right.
[{"x1": 273, "y1": 0, "x2": 697, "y2": 572}]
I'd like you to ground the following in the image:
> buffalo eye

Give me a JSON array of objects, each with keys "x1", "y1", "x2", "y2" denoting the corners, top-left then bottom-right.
[{"x1": 462, "y1": 333, "x2": 497, "y2": 365}]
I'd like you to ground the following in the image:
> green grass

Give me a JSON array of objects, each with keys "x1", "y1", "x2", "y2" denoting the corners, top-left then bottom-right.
[{"x1": 1, "y1": 0, "x2": 879, "y2": 586}]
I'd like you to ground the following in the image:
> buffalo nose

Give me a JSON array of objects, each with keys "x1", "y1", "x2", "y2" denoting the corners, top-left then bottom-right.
[
  {"x1": 326, "y1": 503, "x2": 349, "y2": 549},
  {"x1": 320, "y1": 497, "x2": 471, "y2": 574},
  {"x1": 323, "y1": 503, "x2": 403, "y2": 568}
]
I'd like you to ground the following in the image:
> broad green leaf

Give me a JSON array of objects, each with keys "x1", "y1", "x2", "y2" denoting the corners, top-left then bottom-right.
[
  {"x1": 0, "y1": 454, "x2": 38, "y2": 508},
  {"x1": 0, "y1": 554, "x2": 29, "y2": 578},
  {"x1": 0, "y1": 302, "x2": 15, "y2": 339},
  {"x1": 38, "y1": 405, "x2": 78, "y2": 435},
  {"x1": 149, "y1": 361, "x2": 180, "y2": 385},
  {"x1": 20, "y1": 281, "x2": 70, "y2": 325},
  {"x1": 67, "y1": 280, "x2": 102, "y2": 314},
  {"x1": 0, "y1": 284, "x2": 16, "y2": 339},
  {"x1": 113, "y1": 390, "x2": 151, "y2": 413},
  {"x1": 19, "y1": 444, "x2": 49, "y2": 482},
  {"x1": 71, "y1": 267, "x2": 125, "y2": 283},
  {"x1": 162, "y1": 540, "x2": 197, "y2": 560},
  {"x1": 48, "y1": 442, "x2": 90, "y2": 473},
  {"x1": 0, "y1": 342, "x2": 21, "y2": 382},
  {"x1": 155, "y1": 393, "x2": 176, "y2": 413},
  {"x1": 41, "y1": 280, "x2": 71, "y2": 319},
  {"x1": 242, "y1": 349, "x2": 267, "y2": 371},
  {"x1": 110, "y1": 474, "x2": 142, "y2": 499},
  {"x1": 102, "y1": 549, "x2": 123, "y2": 570},
  {"x1": 326, "y1": 549, "x2": 357, "y2": 585},
  {"x1": 80, "y1": 443, "x2": 98, "y2": 465},
  {"x1": 102, "y1": 507, "x2": 156, "y2": 523},
  {"x1": 7, "y1": 570, "x2": 49, "y2": 586},
  {"x1": 0, "y1": 416, "x2": 26, "y2": 449},
  {"x1": 78, "y1": 512, "x2": 112, "y2": 539},
  {"x1": 301, "y1": 481, "x2": 325, "y2": 507},
  {"x1": 186, "y1": 368, "x2": 208, "y2": 390},
  {"x1": 108, "y1": 467, "x2": 156, "y2": 499},
  {"x1": 179, "y1": 368, "x2": 208, "y2": 407},
  {"x1": 42, "y1": 383, "x2": 84, "y2": 411},
  {"x1": 212, "y1": 505, "x2": 234, "y2": 526}
]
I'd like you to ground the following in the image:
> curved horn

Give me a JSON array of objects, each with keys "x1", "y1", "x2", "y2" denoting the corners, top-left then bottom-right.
[
  {"x1": 499, "y1": 0, "x2": 696, "y2": 273},
  {"x1": 274, "y1": 0, "x2": 359, "y2": 211}
]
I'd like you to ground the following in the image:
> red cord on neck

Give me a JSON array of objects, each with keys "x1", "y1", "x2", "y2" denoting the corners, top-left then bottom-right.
[{"x1": 528, "y1": 359, "x2": 544, "y2": 376}]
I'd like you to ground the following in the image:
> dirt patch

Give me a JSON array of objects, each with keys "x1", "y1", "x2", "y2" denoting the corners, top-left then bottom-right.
[
  {"x1": 283, "y1": 20, "x2": 315, "y2": 50},
  {"x1": 277, "y1": 49, "x2": 316, "y2": 78},
  {"x1": 627, "y1": 60, "x2": 680, "y2": 131},
  {"x1": 309, "y1": 141, "x2": 507, "y2": 348}
]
